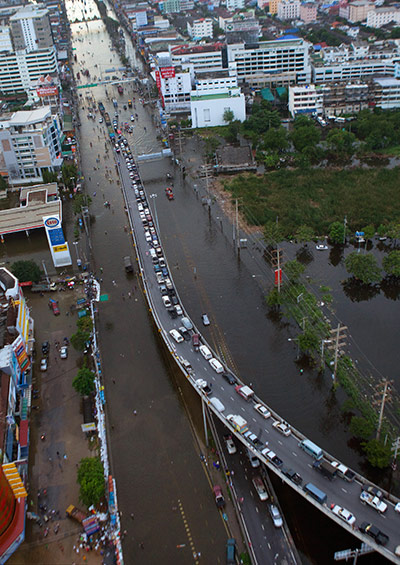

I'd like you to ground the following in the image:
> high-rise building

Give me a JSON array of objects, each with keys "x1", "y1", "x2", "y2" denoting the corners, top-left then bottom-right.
[
  {"x1": 277, "y1": 0, "x2": 301, "y2": 20},
  {"x1": 187, "y1": 18, "x2": 214, "y2": 40},
  {"x1": 10, "y1": 4, "x2": 53, "y2": 52},
  {"x1": 0, "y1": 48, "x2": 58, "y2": 98}
]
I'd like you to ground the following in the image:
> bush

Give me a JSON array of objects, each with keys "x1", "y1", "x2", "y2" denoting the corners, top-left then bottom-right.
[
  {"x1": 11, "y1": 260, "x2": 41, "y2": 283},
  {"x1": 77, "y1": 457, "x2": 105, "y2": 507},
  {"x1": 72, "y1": 365, "x2": 95, "y2": 396}
]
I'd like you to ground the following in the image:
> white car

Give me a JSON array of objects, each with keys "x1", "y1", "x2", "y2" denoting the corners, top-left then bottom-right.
[
  {"x1": 162, "y1": 296, "x2": 171, "y2": 308},
  {"x1": 40, "y1": 358, "x2": 48, "y2": 371},
  {"x1": 99, "y1": 117, "x2": 103, "y2": 123},
  {"x1": 254, "y1": 403, "x2": 271, "y2": 419},
  {"x1": 269, "y1": 504, "x2": 283, "y2": 528},
  {"x1": 316, "y1": 244, "x2": 328, "y2": 250},
  {"x1": 60, "y1": 346, "x2": 68, "y2": 359},
  {"x1": 199, "y1": 345, "x2": 212, "y2": 360},
  {"x1": 252, "y1": 476, "x2": 268, "y2": 501},
  {"x1": 224, "y1": 435, "x2": 236, "y2": 455},
  {"x1": 209, "y1": 358, "x2": 223, "y2": 373},
  {"x1": 145, "y1": 231, "x2": 152, "y2": 243},
  {"x1": 272, "y1": 420, "x2": 291, "y2": 436},
  {"x1": 175, "y1": 304, "x2": 183, "y2": 316},
  {"x1": 156, "y1": 272, "x2": 164, "y2": 284},
  {"x1": 169, "y1": 329, "x2": 184, "y2": 344},
  {"x1": 331, "y1": 504, "x2": 356, "y2": 526}
]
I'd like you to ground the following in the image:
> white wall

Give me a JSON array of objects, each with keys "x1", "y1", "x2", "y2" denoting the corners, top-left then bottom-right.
[{"x1": 191, "y1": 93, "x2": 246, "y2": 128}]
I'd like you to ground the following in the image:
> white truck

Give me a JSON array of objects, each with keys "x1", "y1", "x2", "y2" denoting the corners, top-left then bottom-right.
[
  {"x1": 331, "y1": 461, "x2": 355, "y2": 483},
  {"x1": 227, "y1": 414, "x2": 248, "y2": 434},
  {"x1": 359, "y1": 491, "x2": 387, "y2": 513}
]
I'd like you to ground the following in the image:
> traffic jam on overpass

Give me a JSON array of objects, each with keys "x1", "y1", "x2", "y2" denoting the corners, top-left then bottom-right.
[{"x1": 113, "y1": 136, "x2": 400, "y2": 564}]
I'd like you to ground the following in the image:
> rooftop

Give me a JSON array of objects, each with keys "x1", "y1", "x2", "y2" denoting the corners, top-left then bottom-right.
[
  {"x1": 8, "y1": 107, "x2": 51, "y2": 127},
  {"x1": 170, "y1": 43, "x2": 224, "y2": 55}
]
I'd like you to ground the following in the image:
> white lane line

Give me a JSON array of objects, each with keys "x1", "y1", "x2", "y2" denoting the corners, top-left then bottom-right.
[
  {"x1": 291, "y1": 452, "x2": 297, "y2": 457},
  {"x1": 241, "y1": 406, "x2": 246, "y2": 412},
  {"x1": 252, "y1": 418, "x2": 257, "y2": 423},
  {"x1": 278, "y1": 440, "x2": 282, "y2": 446}
]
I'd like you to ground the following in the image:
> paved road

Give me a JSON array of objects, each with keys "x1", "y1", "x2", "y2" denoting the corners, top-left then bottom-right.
[{"x1": 116, "y1": 149, "x2": 400, "y2": 564}]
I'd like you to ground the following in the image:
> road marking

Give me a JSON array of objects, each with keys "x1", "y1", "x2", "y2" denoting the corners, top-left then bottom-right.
[
  {"x1": 307, "y1": 463, "x2": 312, "y2": 468},
  {"x1": 265, "y1": 429, "x2": 269, "y2": 434},
  {"x1": 268, "y1": 543, "x2": 271, "y2": 550},
  {"x1": 178, "y1": 499, "x2": 199, "y2": 563},
  {"x1": 341, "y1": 488, "x2": 347, "y2": 493},
  {"x1": 252, "y1": 418, "x2": 257, "y2": 423},
  {"x1": 255, "y1": 506, "x2": 259, "y2": 513},
  {"x1": 241, "y1": 407, "x2": 246, "y2": 412},
  {"x1": 291, "y1": 452, "x2": 297, "y2": 457},
  {"x1": 261, "y1": 524, "x2": 265, "y2": 531},
  {"x1": 230, "y1": 397, "x2": 235, "y2": 401},
  {"x1": 278, "y1": 440, "x2": 282, "y2": 445}
]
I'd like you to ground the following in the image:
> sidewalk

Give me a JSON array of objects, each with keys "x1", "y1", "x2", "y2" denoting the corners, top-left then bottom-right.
[{"x1": 9, "y1": 290, "x2": 102, "y2": 565}]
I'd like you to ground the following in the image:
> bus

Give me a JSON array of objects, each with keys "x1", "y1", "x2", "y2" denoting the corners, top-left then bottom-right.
[
  {"x1": 303, "y1": 483, "x2": 327, "y2": 504},
  {"x1": 299, "y1": 439, "x2": 323, "y2": 460}
]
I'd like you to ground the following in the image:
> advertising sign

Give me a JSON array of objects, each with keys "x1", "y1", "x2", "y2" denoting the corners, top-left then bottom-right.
[
  {"x1": 12, "y1": 337, "x2": 30, "y2": 373},
  {"x1": 160, "y1": 66, "x2": 175, "y2": 79},
  {"x1": 37, "y1": 86, "x2": 59, "y2": 97},
  {"x1": 43, "y1": 215, "x2": 72, "y2": 268},
  {"x1": 274, "y1": 268, "x2": 282, "y2": 285}
]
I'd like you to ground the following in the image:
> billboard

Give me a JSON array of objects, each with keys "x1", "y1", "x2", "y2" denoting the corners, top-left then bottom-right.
[
  {"x1": 37, "y1": 86, "x2": 59, "y2": 97},
  {"x1": 43, "y1": 215, "x2": 72, "y2": 268},
  {"x1": 160, "y1": 66, "x2": 175, "y2": 79}
]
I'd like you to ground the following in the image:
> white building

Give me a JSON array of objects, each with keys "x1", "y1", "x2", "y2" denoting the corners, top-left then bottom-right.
[
  {"x1": 187, "y1": 18, "x2": 213, "y2": 40},
  {"x1": 227, "y1": 38, "x2": 312, "y2": 87},
  {"x1": 0, "y1": 48, "x2": 58, "y2": 98},
  {"x1": 191, "y1": 69, "x2": 245, "y2": 127},
  {"x1": 277, "y1": 0, "x2": 300, "y2": 20},
  {"x1": 366, "y1": 7, "x2": 400, "y2": 28},
  {"x1": 0, "y1": 107, "x2": 62, "y2": 185},
  {"x1": 374, "y1": 77, "x2": 400, "y2": 109},
  {"x1": 0, "y1": 27, "x2": 13, "y2": 53},
  {"x1": 226, "y1": 0, "x2": 245, "y2": 10},
  {"x1": 288, "y1": 84, "x2": 323, "y2": 116},
  {"x1": 170, "y1": 43, "x2": 224, "y2": 72},
  {"x1": 154, "y1": 54, "x2": 193, "y2": 112}
]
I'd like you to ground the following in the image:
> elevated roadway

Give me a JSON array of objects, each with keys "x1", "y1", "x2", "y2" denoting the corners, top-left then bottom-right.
[{"x1": 116, "y1": 151, "x2": 400, "y2": 564}]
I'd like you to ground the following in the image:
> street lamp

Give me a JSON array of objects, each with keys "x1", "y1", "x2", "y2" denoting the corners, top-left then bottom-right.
[
  {"x1": 149, "y1": 193, "x2": 159, "y2": 233},
  {"x1": 72, "y1": 241, "x2": 82, "y2": 267},
  {"x1": 288, "y1": 337, "x2": 300, "y2": 359},
  {"x1": 320, "y1": 339, "x2": 332, "y2": 370}
]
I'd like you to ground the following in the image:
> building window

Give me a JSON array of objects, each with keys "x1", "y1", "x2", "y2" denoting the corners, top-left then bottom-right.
[{"x1": 203, "y1": 108, "x2": 211, "y2": 122}]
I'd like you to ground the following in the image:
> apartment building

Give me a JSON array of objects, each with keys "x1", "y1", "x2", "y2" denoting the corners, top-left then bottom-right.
[
  {"x1": 277, "y1": 0, "x2": 300, "y2": 20},
  {"x1": 374, "y1": 77, "x2": 400, "y2": 109},
  {"x1": 0, "y1": 107, "x2": 62, "y2": 185},
  {"x1": 170, "y1": 44, "x2": 224, "y2": 72},
  {"x1": 348, "y1": 0, "x2": 374, "y2": 22},
  {"x1": 187, "y1": 18, "x2": 213, "y2": 40},
  {"x1": 366, "y1": 7, "x2": 400, "y2": 29},
  {"x1": 0, "y1": 48, "x2": 58, "y2": 98},
  {"x1": 10, "y1": 4, "x2": 53, "y2": 52},
  {"x1": 0, "y1": 26, "x2": 13, "y2": 53},
  {"x1": 163, "y1": 0, "x2": 181, "y2": 13},
  {"x1": 227, "y1": 38, "x2": 312, "y2": 88},
  {"x1": 288, "y1": 84, "x2": 323, "y2": 116},
  {"x1": 154, "y1": 54, "x2": 193, "y2": 112},
  {"x1": 269, "y1": 0, "x2": 283, "y2": 15},
  {"x1": 300, "y1": 2, "x2": 317, "y2": 23},
  {"x1": 226, "y1": 0, "x2": 245, "y2": 9}
]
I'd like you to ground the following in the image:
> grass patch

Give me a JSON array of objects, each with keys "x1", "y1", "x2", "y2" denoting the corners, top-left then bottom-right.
[{"x1": 224, "y1": 168, "x2": 400, "y2": 236}]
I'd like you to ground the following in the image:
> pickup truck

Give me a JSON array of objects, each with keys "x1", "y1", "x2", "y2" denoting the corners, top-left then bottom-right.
[
  {"x1": 359, "y1": 491, "x2": 387, "y2": 513},
  {"x1": 66, "y1": 504, "x2": 87, "y2": 524},
  {"x1": 331, "y1": 461, "x2": 355, "y2": 482},
  {"x1": 31, "y1": 283, "x2": 57, "y2": 293},
  {"x1": 261, "y1": 448, "x2": 283, "y2": 468}
]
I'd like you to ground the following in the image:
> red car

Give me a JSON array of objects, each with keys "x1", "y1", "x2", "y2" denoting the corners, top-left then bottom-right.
[
  {"x1": 213, "y1": 485, "x2": 225, "y2": 508},
  {"x1": 49, "y1": 300, "x2": 60, "y2": 316}
]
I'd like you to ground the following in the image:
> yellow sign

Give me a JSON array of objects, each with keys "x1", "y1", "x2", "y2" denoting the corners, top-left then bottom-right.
[{"x1": 53, "y1": 244, "x2": 68, "y2": 253}]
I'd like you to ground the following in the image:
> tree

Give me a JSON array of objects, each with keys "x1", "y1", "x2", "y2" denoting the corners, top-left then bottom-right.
[
  {"x1": 71, "y1": 329, "x2": 91, "y2": 351},
  {"x1": 266, "y1": 287, "x2": 284, "y2": 310},
  {"x1": 383, "y1": 250, "x2": 400, "y2": 277},
  {"x1": 284, "y1": 260, "x2": 305, "y2": 282},
  {"x1": 72, "y1": 365, "x2": 95, "y2": 396},
  {"x1": 42, "y1": 170, "x2": 58, "y2": 183},
  {"x1": 361, "y1": 224, "x2": 375, "y2": 241},
  {"x1": 290, "y1": 123, "x2": 320, "y2": 152},
  {"x1": 223, "y1": 109, "x2": 234, "y2": 124},
  {"x1": 362, "y1": 438, "x2": 392, "y2": 469},
  {"x1": 349, "y1": 416, "x2": 374, "y2": 440},
  {"x1": 263, "y1": 220, "x2": 283, "y2": 246},
  {"x1": 326, "y1": 128, "x2": 356, "y2": 155},
  {"x1": 262, "y1": 127, "x2": 288, "y2": 153},
  {"x1": 77, "y1": 316, "x2": 93, "y2": 332},
  {"x1": 77, "y1": 457, "x2": 105, "y2": 507},
  {"x1": 11, "y1": 260, "x2": 41, "y2": 283},
  {"x1": 295, "y1": 225, "x2": 314, "y2": 245},
  {"x1": 345, "y1": 252, "x2": 381, "y2": 284},
  {"x1": 61, "y1": 162, "x2": 78, "y2": 189},
  {"x1": 298, "y1": 326, "x2": 320, "y2": 355},
  {"x1": 329, "y1": 221, "x2": 345, "y2": 245}
]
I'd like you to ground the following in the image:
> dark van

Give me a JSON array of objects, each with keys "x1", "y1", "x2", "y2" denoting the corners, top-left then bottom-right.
[
  {"x1": 226, "y1": 538, "x2": 236, "y2": 565},
  {"x1": 313, "y1": 459, "x2": 337, "y2": 481},
  {"x1": 303, "y1": 482, "x2": 327, "y2": 504},
  {"x1": 124, "y1": 256, "x2": 134, "y2": 273},
  {"x1": 192, "y1": 333, "x2": 200, "y2": 349}
]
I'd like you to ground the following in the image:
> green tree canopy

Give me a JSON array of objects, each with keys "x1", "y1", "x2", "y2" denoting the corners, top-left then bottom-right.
[
  {"x1": 329, "y1": 221, "x2": 345, "y2": 244},
  {"x1": 298, "y1": 326, "x2": 320, "y2": 355},
  {"x1": 72, "y1": 365, "x2": 95, "y2": 396},
  {"x1": 223, "y1": 109, "x2": 234, "y2": 124},
  {"x1": 290, "y1": 124, "x2": 321, "y2": 153},
  {"x1": 62, "y1": 162, "x2": 78, "y2": 189},
  {"x1": 263, "y1": 220, "x2": 283, "y2": 246},
  {"x1": 77, "y1": 316, "x2": 93, "y2": 332},
  {"x1": 345, "y1": 252, "x2": 381, "y2": 284},
  {"x1": 284, "y1": 259, "x2": 305, "y2": 282},
  {"x1": 71, "y1": 329, "x2": 91, "y2": 351},
  {"x1": 266, "y1": 287, "x2": 284, "y2": 310},
  {"x1": 296, "y1": 225, "x2": 314, "y2": 245},
  {"x1": 383, "y1": 250, "x2": 400, "y2": 277},
  {"x1": 326, "y1": 128, "x2": 356, "y2": 155},
  {"x1": 361, "y1": 224, "x2": 375, "y2": 241},
  {"x1": 11, "y1": 260, "x2": 41, "y2": 283},
  {"x1": 349, "y1": 416, "x2": 374, "y2": 440},
  {"x1": 362, "y1": 438, "x2": 392, "y2": 469},
  {"x1": 77, "y1": 457, "x2": 105, "y2": 507},
  {"x1": 261, "y1": 127, "x2": 288, "y2": 153},
  {"x1": 242, "y1": 103, "x2": 280, "y2": 136}
]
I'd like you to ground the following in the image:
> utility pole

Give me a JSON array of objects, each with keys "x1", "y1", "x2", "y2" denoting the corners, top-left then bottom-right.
[
  {"x1": 375, "y1": 379, "x2": 393, "y2": 441},
  {"x1": 328, "y1": 324, "x2": 347, "y2": 386},
  {"x1": 343, "y1": 215, "x2": 347, "y2": 245},
  {"x1": 271, "y1": 248, "x2": 284, "y2": 293},
  {"x1": 235, "y1": 198, "x2": 240, "y2": 253},
  {"x1": 392, "y1": 436, "x2": 400, "y2": 470}
]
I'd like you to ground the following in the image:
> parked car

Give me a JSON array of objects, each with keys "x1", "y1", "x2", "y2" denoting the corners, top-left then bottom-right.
[
  {"x1": 281, "y1": 467, "x2": 303, "y2": 486},
  {"x1": 42, "y1": 341, "x2": 50, "y2": 355},
  {"x1": 213, "y1": 485, "x2": 225, "y2": 508},
  {"x1": 49, "y1": 299, "x2": 60, "y2": 316},
  {"x1": 359, "y1": 522, "x2": 389, "y2": 546},
  {"x1": 60, "y1": 346, "x2": 68, "y2": 359},
  {"x1": 169, "y1": 329, "x2": 184, "y2": 344},
  {"x1": 269, "y1": 504, "x2": 283, "y2": 528},
  {"x1": 40, "y1": 358, "x2": 48, "y2": 371}
]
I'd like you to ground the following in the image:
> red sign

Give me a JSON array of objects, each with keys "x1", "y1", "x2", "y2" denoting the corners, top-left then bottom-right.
[
  {"x1": 37, "y1": 86, "x2": 58, "y2": 97},
  {"x1": 274, "y1": 268, "x2": 282, "y2": 285},
  {"x1": 155, "y1": 70, "x2": 161, "y2": 93},
  {"x1": 160, "y1": 66, "x2": 175, "y2": 79}
]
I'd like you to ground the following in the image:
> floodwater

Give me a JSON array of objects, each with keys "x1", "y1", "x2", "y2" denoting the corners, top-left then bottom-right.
[{"x1": 3, "y1": 1, "x2": 396, "y2": 563}]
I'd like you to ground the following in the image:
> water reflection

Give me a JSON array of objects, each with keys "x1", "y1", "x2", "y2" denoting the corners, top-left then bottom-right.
[
  {"x1": 380, "y1": 276, "x2": 400, "y2": 300},
  {"x1": 342, "y1": 278, "x2": 380, "y2": 302},
  {"x1": 328, "y1": 244, "x2": 344, "y2": 266}
]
